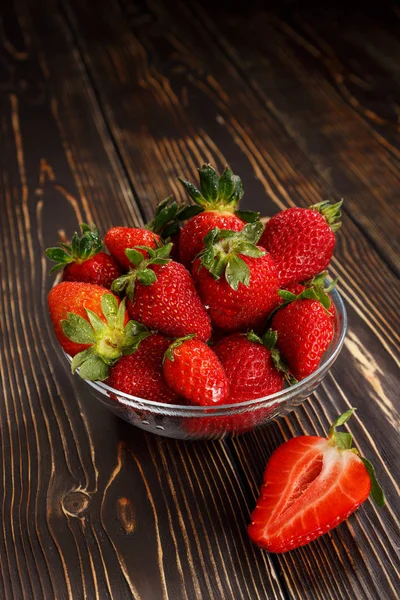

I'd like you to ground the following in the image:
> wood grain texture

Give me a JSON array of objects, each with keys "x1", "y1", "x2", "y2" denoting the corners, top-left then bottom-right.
[{"x1": 0, "y1": 0, "x2": 399, "y2": 598}]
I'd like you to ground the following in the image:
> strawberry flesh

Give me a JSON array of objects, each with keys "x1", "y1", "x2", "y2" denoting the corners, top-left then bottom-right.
[{"x1": 248, "y1": 436, "x2": 371, "y2": 553}]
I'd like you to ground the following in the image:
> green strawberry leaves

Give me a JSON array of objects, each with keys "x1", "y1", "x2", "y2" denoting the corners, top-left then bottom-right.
[
  {"x1": 277, "y1": 272, "x2": 338, "y2": 315},
  {"x1": 46, "y1": 223, "x2": 103, "y2": 273},
  {"x1": 247, "y1": 329, "x2": 298, "y2": 385},
  {"x1": 62, "y1": 294, "x2": 152, "y2": 381},
  {"x1": 178, "y1": 164, "x2": 245, "y2": 211},
  {"x1": 360, "y1": 458, "x2": 385, "y2": 507},
  {"x1": 198, "y1": 222, "x2": 265, "y2": 291},
  {"x1": 112, "y1": 243, "x2": 173, "y2": 301},
  {"x1": 311, "y1": 199, "x2": 343, "y2": 232},
  {"x1": 328, "y1": 408, "x2": 385, "y2": 507},
  {"x1": 163, "y1": 334, "x2": 196, "y2": 363}
]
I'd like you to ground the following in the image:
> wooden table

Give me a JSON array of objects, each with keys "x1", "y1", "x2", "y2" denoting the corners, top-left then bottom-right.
[{"x1": 0, "y1": 0, "x2": 399, "y2": 598}]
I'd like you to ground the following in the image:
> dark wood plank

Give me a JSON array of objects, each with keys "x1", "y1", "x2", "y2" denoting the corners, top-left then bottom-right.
[
  {"x1": 0, "y1": 2, "x2": 287, "y2": 599},
  {"x1": 51, "y1": 0, "x2": 399, "y2": 598}
]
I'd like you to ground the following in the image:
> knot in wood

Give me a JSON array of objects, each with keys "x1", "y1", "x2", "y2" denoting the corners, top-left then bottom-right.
[{"x1": 62, "y1": 491, "x2": 91, "y2": 517}]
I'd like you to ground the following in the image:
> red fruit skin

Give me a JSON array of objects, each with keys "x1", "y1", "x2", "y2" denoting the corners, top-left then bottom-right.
[
  {"x1": 259, "y1": 208, "x2": 335, "y2": 286},
  {"x1": 192, "y1": 251, "x2": 280, "y2": 332},
  {"x1": 271, "y1": 299, "x2": 334, "y2": 380},
  {"x1": 48, "y1": 281, "x2": 128, "y2": 357},
  {"x1": 107, "y1": 334, "x2": 179, "y2": 403},
  {"x1": 214, "y1": 334, "x2": 284, "y2": 401},
  {"x1": 163, "y1": 339, "x2": 229, "y2": 406},
  {"x1": 104, "y1": 227, "x2": 161, "y2": 270},
  {"x1": 185, "y1": 334, "x2": 284, "y2": 437},
  {"x1": 248, "y1": 436, "x2": 371, "y2": 553},
  {"x1": 179, "y1": 211, "x2": 244, "y2": 268},
  {"x1": 127, "y1": 262, "x2": 212, "y2": 342},
  {"x1": 62, "y1": 251, "x2": 121, "y2": 288}
]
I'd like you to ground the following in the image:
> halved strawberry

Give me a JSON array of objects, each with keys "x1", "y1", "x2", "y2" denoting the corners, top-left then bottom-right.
[
  {"x1": 45, "y1": 223, "x2": 121, "y2": 288},
  {"x1": 248, "y1": 409, "x2": 384, "y2": 553}
]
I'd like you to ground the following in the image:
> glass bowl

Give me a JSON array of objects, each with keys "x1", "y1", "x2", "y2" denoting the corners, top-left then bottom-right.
[{"x1": 64, "y1": 288, "x2": 347, "y2": 440}]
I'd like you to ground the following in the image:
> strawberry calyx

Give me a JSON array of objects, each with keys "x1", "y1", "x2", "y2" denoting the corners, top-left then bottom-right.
[
  {"x1": 111, "y1": 243, "x2": 173, "y2": 301},
  {"x1": 247, "y1": 330, "x2": 298, "y2": 385},
  {"x1": 178, "y1": 163, "x2": 259, "y2": 222},
  {"x1": 163, "y1": 334, "x2": 196, "y2": 363},
  {"x1": 197, "y1": 222, "x2": 266, "y2": 291},
  {"x1": 62, "y1": 294, "x2": 152, "y2": 381},
  {"x1": 45, "y1": 223, "x2": 103, "y2": 273},
  {"x1": 278, "y1": 272, "x2": 338, "y2": 313},
  {"x1": 327, "y1": 408, "x2": 385, "y2": 507},
  {"x1": 311, "y1": 200, "x2": 343, "y2": 233}
]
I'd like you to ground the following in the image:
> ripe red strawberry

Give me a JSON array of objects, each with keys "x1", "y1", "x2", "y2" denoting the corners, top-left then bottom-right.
[
  {"x1": 214, "y1": 332, "x2": 284, "y2": 401},
  {"x1": 259, "y1": 201, "x2": 343, "y2": 286},
  {"x1": 105, "y1": 197, "x2": 184, "y2": 269},
  {"x1": 107, "y1": 334, "x2": 179, "y2": 403},
  {"x1": 48, "y1": 281, "x2": 145, "y2": 380},
  {"x1": 112, "y1": 244, "x2": 212, "y2": 341},
  {"x1": 248, "y1": 408, "x2": 384, "y2": 553},
  {"x1": 105, "y1": 227, "x2": 161, "y2": 270},
  {"x1": 192, "y1": 223, "x2": 280, "y2": 332},
  {"x1": 184, "y1": 331, "x2": 285, "y2": 437},
  {"x1": 46, "y1": 223, "x2": 121, "y2": 288},
  {"x1": 272, "y1": 294, "x2": 334, "y2": 380},
  {"x1": 163, "y1": 336, "x2": 229, "y2": 406},
  {"x1": 178, "y1": 164, "x2": 258, "y2": 267},
  {"x1": 280, "y1": 272, "x2": 337, "y2": 326}
]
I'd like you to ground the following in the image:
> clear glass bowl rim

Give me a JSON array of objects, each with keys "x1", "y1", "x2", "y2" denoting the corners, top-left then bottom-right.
[{"x1": 64, "y1": 287, "x2": 347, "y2": 417}]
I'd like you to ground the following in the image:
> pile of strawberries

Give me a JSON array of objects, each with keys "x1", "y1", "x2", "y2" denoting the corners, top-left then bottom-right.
[
  {"x1": 47, "y1": 163, "x2": 342, "y2": 413},
  {"x1": 46, "y1": 164, "x2": 385, "y2": 555}
]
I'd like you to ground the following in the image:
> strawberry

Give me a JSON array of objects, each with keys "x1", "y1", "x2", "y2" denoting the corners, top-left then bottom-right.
[
  {"x1": 45, "y1": 223, "x2": 121, "y2": 288},
  {"x1": 112, "y1": 244, "x2": 212, "y2": 341},
  {"x1": 214, "y1": 331, "x2": 284, "y2": 401},
  {"x1": 248, "y1": 408, "x2": 384, "y2": 553},
  {"x1": 105, "y1": 197, "x2": 186, "y2": 269},
  {"x1": 163, "y1": 336, "x2": 229, "y2": 406},
  {"x1": 259, "y1": 201, "x2": 343, "y2": 286},
  {"x1": 271, "y1": 293, "x2": 334, "y2": 380},
  {"x1": 178, "y1": 164, "x2": 259, "y2": 267},
  {"x1": 184, "y1": 331, "x2": 285, "y2": 437},
  {"x1": 192, "y1": 222, "x2": 280, "y2": 332},
  {"x1": 280, "y1": 272, "x2": 337, "y2": 325},
  {"x1": 48, "y1": 281, "x2": 147, "y2": 380},
  {"x1": 105, "y1": 227, "x2": 161, "y2": 270},
  {"x1": 107, "y1": 333, "x2": 179, "y2": 403}
]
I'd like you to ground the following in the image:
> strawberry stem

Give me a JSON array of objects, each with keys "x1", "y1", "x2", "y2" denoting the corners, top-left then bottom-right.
[
  {"x1": 311, "y1": 200, "x2": 343, "y2": 232},
  {"x1": 111, "y1": 243, "x2": 172, "y2": 301},
  {"x1": 328, "y1": 408, "x2": 385, "y2": 506},
  {"x1": 178, "y1": 163, "x2": 245, "y2": 212},
  {"x1": 62, "y1": 295, "x2": 152, "y2": 380},
  {"x1": 198, "y1": 222, "x2": 265, "y2": 291},
  {"x1": 45, "y1": 223, "x2": 103, "y2": 273}
]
